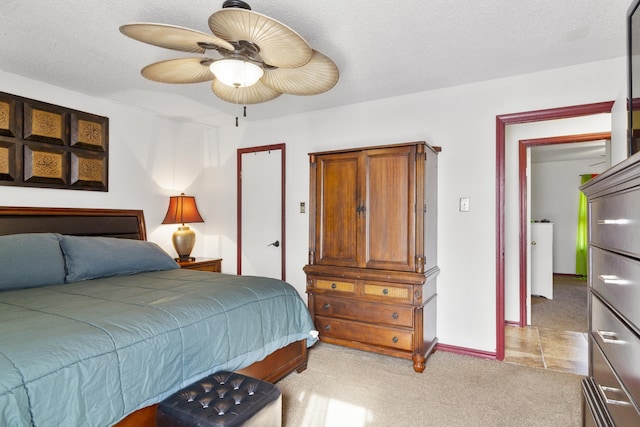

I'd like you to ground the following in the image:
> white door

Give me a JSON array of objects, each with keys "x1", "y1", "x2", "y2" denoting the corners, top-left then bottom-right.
[
  {"x1": 239, "y1": 146, "x2": 284, "y2": 279},
  {"x1": 531, "y1": 222, "x2": 554, "y2": 300}
]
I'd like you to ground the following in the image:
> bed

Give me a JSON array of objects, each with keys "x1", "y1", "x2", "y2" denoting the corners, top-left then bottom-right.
[{"x1": 0, "y1": 206, "x2": 316, "y2": 427}]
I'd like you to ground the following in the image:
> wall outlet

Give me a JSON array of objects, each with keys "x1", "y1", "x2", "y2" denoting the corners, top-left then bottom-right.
[{"x1": 460, "y1": 197, "x2": 470, "y2": 212}]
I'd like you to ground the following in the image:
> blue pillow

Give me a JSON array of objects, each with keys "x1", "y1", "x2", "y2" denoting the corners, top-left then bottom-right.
[
  {"x1": 0, "y1": 233, "x2": 66, "y2": 290},
  {"x1": 59, "y1": 235, "x2": 179, "y2": 283}
]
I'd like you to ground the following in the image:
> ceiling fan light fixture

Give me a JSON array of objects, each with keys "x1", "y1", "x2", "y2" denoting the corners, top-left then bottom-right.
[
  {"x1": 121, "y1": 0, "x2": 339, "y2": 114},
  {"x1": 210, "y1": 59, "x2": 263, "y2": 88}
]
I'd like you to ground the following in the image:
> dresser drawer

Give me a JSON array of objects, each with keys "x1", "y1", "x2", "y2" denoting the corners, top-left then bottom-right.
[
  {"x1": 591, "y1": 336, "x2": 640, "y2": 425},
  {"x1": 582, "y1": 377, "x2": 614, "y2": 427},
  {"x1": 362, "y1": 281, "x2": 412, "y2": 303},
  {"x1": 591, "y1": 246, "x2": 640, "y2": 331},
  {"x1": 313, "y1": 278, "x2": 356, "y2": 294},
  {"x1": 590, "y1": 190, "x2": 640, "y2": 257},
  {"x1": 591, "y1": 295, "x2": 640, "y2": 408},
  {"x1": 313, "y1": 295, "x2": 413, "y2": 327},
  {"x1": 315, "y1": 315, "x2": 413, "y2": 351}
]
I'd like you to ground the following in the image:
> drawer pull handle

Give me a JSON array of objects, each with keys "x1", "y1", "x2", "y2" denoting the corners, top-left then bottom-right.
[
  {"x1": 392, "y1": 312, "x2": 399, "y2": 320},
  {"x1": 331, "y1": 283, "x2": 337, "y2": 289},
  {"x1": 324, "y1": 325, "x2": 331, "y2": 331},
  {"x1": 392, "y1": 336, "x2": 398, "y2": 343},
  {"x1": 597, "y1": 385, "x2": 632, "y2": 406},
  {"x1": 597, "y1": 275, "x2": 628, "y2": 285},
  {"x1": 323, "y1": 303, "x2": 331, "y2": 310},
  {"x1": 597, "y1": 330, "x2": 625, "y2": 345},
  {"x1": 596, "y1": 219, "x2": 631, "y2": 225},
  {"x1": 383, "y1": 288, "x2": 389, "y2": 295}
]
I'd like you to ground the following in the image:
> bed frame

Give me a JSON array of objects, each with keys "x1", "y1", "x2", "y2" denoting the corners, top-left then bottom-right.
[{"x1": 0, "y1": 206, "x2": 308, "y2": 427}]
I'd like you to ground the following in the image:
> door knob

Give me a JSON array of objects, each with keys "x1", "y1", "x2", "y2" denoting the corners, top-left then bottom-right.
[
  {"x1": 531, "y1": 241, "x2": 537, "y2": 245},
  {"x1": 267, "y1": 240, "x2": 280, "y2": 247}
]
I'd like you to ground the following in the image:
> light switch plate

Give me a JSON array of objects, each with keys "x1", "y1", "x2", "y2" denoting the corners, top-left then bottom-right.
[{"x1": 460, "y1": 197, "x2": 470, "y2": 212}]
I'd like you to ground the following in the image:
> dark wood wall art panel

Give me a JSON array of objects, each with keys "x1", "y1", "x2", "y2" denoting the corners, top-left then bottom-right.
[{"x1": 0, "y1": 91, "x2": 108, "y2": 191}]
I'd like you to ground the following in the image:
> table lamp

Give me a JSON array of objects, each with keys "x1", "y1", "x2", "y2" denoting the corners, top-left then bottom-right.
[{"x1": 162, "y1": 193, "x2": 204, "y2": 261}]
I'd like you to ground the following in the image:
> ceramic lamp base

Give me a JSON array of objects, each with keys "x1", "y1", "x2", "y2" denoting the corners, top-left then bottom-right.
[{"x1": 172, "y1": 225, "x2": 196, "y2": 260}]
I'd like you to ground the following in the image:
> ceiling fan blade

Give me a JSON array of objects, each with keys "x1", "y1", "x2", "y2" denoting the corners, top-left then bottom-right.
[
  {"x1": 262, "y1": 50, "x2": 339, "y2": 95},
  {"x1": 141, "y1": 58, "x2": 214, "y2": 83},
  {"x1": 120, "y1": 23, "x2": 234, "y2": 53},
  {"x1": 208, "y1": 9, "x2": 312, "y2": 68},
  {"x1": 212, "y1": 79, "x2": 281, "y2": 104}
]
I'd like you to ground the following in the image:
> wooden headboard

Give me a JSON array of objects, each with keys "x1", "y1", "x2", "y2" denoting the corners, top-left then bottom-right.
[{"x1": 0, "y1": 207, "x2": 147, "y2": 240}]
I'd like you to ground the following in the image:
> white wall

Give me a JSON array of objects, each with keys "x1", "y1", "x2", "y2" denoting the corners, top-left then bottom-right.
[
  {"x1": 0, "y1": 70, "x2": 219, "y2": 262},
  {"x1": 531, "y1": 157, "x2": 609, "y2": 274},
  {"x1": 0, "y1": 55, "x2": 629, "y2": 355},
  {"x1": 216, "y1": 57, "x2": 628, "y2": 353}
]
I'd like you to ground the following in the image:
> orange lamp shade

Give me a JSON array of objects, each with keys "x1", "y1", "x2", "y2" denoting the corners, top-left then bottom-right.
[{"x1": 162, "y1": 193, "x2": 204, "y2": 225}]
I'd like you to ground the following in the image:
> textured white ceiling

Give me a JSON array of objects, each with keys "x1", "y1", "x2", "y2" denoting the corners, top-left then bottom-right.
[{"x1": 0, "y1": 0, "x2": 630, "y2": 127}]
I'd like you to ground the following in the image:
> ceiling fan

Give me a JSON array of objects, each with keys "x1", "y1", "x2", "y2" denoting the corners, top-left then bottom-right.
[{"x1": 120, "y1": 0, "x2": 339, "y2": 125}]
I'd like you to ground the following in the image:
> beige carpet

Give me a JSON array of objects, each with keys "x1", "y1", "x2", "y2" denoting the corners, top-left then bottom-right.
[
  {"x1": 278, "y1": 343, "x2": 582, "y2": 427},
  {"x1": 532, "y1": 275, "x2": 588, "y2": 333}
]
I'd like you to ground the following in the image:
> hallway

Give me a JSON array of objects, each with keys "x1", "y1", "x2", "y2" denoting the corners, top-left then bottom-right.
[{"x1": 504, "y1": 274, "x2": 588, "y2": 376}]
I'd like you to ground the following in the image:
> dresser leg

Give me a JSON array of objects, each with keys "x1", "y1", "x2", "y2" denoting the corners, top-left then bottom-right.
[{"x1": 412, "y1": 354, "x2": 426, "y2": 373}]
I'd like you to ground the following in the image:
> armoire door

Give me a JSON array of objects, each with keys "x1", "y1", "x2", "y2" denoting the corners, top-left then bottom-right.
[
  {"x1": 312, "y1": 144, "x2": 419, "y2": 271},
  {"x1": 314, "y1": 151, "x2": 360, "y2": 267},
  {"x1": 363, "y1": 145, "x2": 417, "y2": 271}
]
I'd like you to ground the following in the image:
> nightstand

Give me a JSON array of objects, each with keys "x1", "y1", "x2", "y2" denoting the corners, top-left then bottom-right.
[{"x1": 177, "y1": 258, "x2": 222, "y2": 272}]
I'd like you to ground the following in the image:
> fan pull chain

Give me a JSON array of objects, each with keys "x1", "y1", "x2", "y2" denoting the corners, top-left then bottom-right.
[
  {"x1": 234, "y1": 86, "x2": 239, "y2": 127},
  {"x1": 231, "y1": 88, "x2": 248, "y2": 127}
]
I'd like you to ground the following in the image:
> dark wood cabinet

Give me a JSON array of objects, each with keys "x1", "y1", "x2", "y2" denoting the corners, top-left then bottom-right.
[
  {"x1": 304, "y1": 142, "x2": 439, "y2": 372},
  {"x1": 580, "y1": 153, "x2": 640, "y2": 426}
]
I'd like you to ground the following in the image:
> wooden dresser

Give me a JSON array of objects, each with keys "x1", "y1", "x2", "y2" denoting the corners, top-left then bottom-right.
[
  {"x1": 304, "y1": 141, "x2": 439, "y2": 372},
  {"x1": 580, "y1": 152, "x2": 640, "y2": 426}
]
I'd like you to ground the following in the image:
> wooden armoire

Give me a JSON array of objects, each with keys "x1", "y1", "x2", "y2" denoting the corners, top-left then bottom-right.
[{"x1": 304, "y1": 141, "x2": 440, "y2": 372}]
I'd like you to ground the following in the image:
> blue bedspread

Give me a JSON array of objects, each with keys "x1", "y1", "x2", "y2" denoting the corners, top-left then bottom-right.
[{"x1": 0, "y1": 269, "x2": 316, "y2": 426}]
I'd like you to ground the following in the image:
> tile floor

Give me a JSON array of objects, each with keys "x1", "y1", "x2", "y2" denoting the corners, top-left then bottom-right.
[{"x1": 504, "y1": 325, "x2": 588, "y2": 376}]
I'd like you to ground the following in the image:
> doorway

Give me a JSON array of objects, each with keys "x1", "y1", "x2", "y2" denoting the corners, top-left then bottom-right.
[
  {"x1": 237, "y1": 144, "x2": 286, "y2": 280},
  {"x1": 495, "y1": 101, "x2": 614, "y2": 361},
  {"x1": 501, "y1": 134, "x2": 610, "y2": 375},
  {"x1": 518, "y1": 132, "x2": 611, "y2": 326}
]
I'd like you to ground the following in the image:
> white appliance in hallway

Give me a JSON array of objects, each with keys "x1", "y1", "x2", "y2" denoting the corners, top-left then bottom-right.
[{"x1": 531, "y1": 222, "x2": 554, "y2": 299}]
